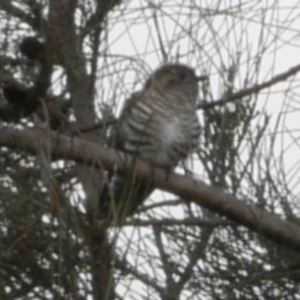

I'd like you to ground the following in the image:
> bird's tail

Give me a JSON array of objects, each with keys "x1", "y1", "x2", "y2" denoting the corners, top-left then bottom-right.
[{"x1": 99, "y1": 173, "x2": 154, "y2": 221}]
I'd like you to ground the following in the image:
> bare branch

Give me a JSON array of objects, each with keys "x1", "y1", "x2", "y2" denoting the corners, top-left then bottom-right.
[
  {"x1": 115, "y1": 257, "x2": 165, "y2": 294},
  {"x1": 122, "y1": 218, "x2": 233, "y2": 227},
  {"x1": 200, "y1": 62, "x2": 300, "y2": 110},
  {"x1": 1, "y1": 126, "x2": 300, "y2": 252}
]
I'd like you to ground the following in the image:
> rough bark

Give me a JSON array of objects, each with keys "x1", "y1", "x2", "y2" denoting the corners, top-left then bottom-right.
[{"x1": 1, "y1": 126, "x2": 300, "y2": 252}]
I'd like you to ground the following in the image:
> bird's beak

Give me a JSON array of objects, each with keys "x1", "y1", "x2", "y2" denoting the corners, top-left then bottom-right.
[{"x1": 196, "y1": 75, "x2": 208, "y2": 82}]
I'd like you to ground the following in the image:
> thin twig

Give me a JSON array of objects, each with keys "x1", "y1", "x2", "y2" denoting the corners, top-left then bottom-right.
[{"x1": 200, "y1": 62, "x2": 300, "y2": 109}]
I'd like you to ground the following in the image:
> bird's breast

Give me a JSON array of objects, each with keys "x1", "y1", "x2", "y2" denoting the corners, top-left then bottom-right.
[
  {"x1": 159, "y1": 116, "x2": 182, "y2": 146},
  {"x1": 119, "y1": 101, "x2": 200, "y2": 168}
]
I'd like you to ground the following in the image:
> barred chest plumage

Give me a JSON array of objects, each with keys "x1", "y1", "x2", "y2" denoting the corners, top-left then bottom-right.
[{"x1": 118, "y1": 87, "x2": 200, "y2": 169}]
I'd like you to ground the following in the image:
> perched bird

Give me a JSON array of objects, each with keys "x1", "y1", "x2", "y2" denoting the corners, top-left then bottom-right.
[
  {"x1": 0, "y1": 78, "x2": 39, "y2": 116},
  {"x1": 19, "y1": 37, "x2": 45, "y2": 61},
  {"x1": 99, "y1": 63, "x2": 205, "y2": 221}
]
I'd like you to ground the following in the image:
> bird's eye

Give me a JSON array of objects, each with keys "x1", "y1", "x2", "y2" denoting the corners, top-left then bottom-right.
[
  {"x1": 167, "y1": 70, "x2": 186, "y2": 85},
  {"x1": 170, "y1": 68, "x2": 185, "y2": 78},
  {"x1": 177, "y1": 71, "x2": 186, "y2": 80}
]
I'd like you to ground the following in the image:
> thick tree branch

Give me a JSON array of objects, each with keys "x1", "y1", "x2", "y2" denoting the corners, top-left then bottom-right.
[
  {"x1": 47, "y1": 3, "x2": 112, "y2": 299},
  {"x1": 123, "y1": 218, "x2": 233, "y2": 227},
  {"x1": 48, "y1": 0, "x2": 95, "y2": 129},
  {"x1": 0, "y1": 126, "x2": 300, "y2": 251}
]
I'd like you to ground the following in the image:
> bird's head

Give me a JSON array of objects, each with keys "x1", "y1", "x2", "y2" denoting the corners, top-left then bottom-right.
[
  {"x1": 19, "y1": 37, "x2": 45, "y2": 60},
  {"x1": 145, "y1": 63, "x2": 207, "y2": 104}
]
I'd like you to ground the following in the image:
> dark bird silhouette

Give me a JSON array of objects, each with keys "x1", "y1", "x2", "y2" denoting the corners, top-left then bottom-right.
[
  {"x1": 99, "y1": 63, "x2": 205, "y2": 221},
  {"x1": 0, "y1": 36, "x2": 54, "y2": 122},
  {"x1": 19, "y1": 37, "x2": 45, "y2": 61},
  {"x1": 0, "y1": 78, "x2": 39, "y2": 116}
]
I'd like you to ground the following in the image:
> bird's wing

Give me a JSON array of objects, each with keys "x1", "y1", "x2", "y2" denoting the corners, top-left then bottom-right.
[{"x1": 113, "y1": 90, "x2": 146, "y2": 151}]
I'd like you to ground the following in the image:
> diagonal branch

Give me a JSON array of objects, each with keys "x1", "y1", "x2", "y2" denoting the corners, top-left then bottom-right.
[
  {"x1": 200, "y1": 62, "x2": 300, "y2": 109},
  {"x1": 1, "y1": 126, "x2": 300, "y2": 251},
  {"x1": 115, "y1": 257, "x2": 165, "y2": 294}
]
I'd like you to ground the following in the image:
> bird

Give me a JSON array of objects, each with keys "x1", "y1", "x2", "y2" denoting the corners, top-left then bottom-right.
[
  {"x1": 0, "y1": 78, "x2": 39, "y2": 116},
  {"x1": 99, "y1": 63, "x2": 205, "y2": 221},
  {"x1": 19, "y1": 37, "x2": 45, "y2": 61}
]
